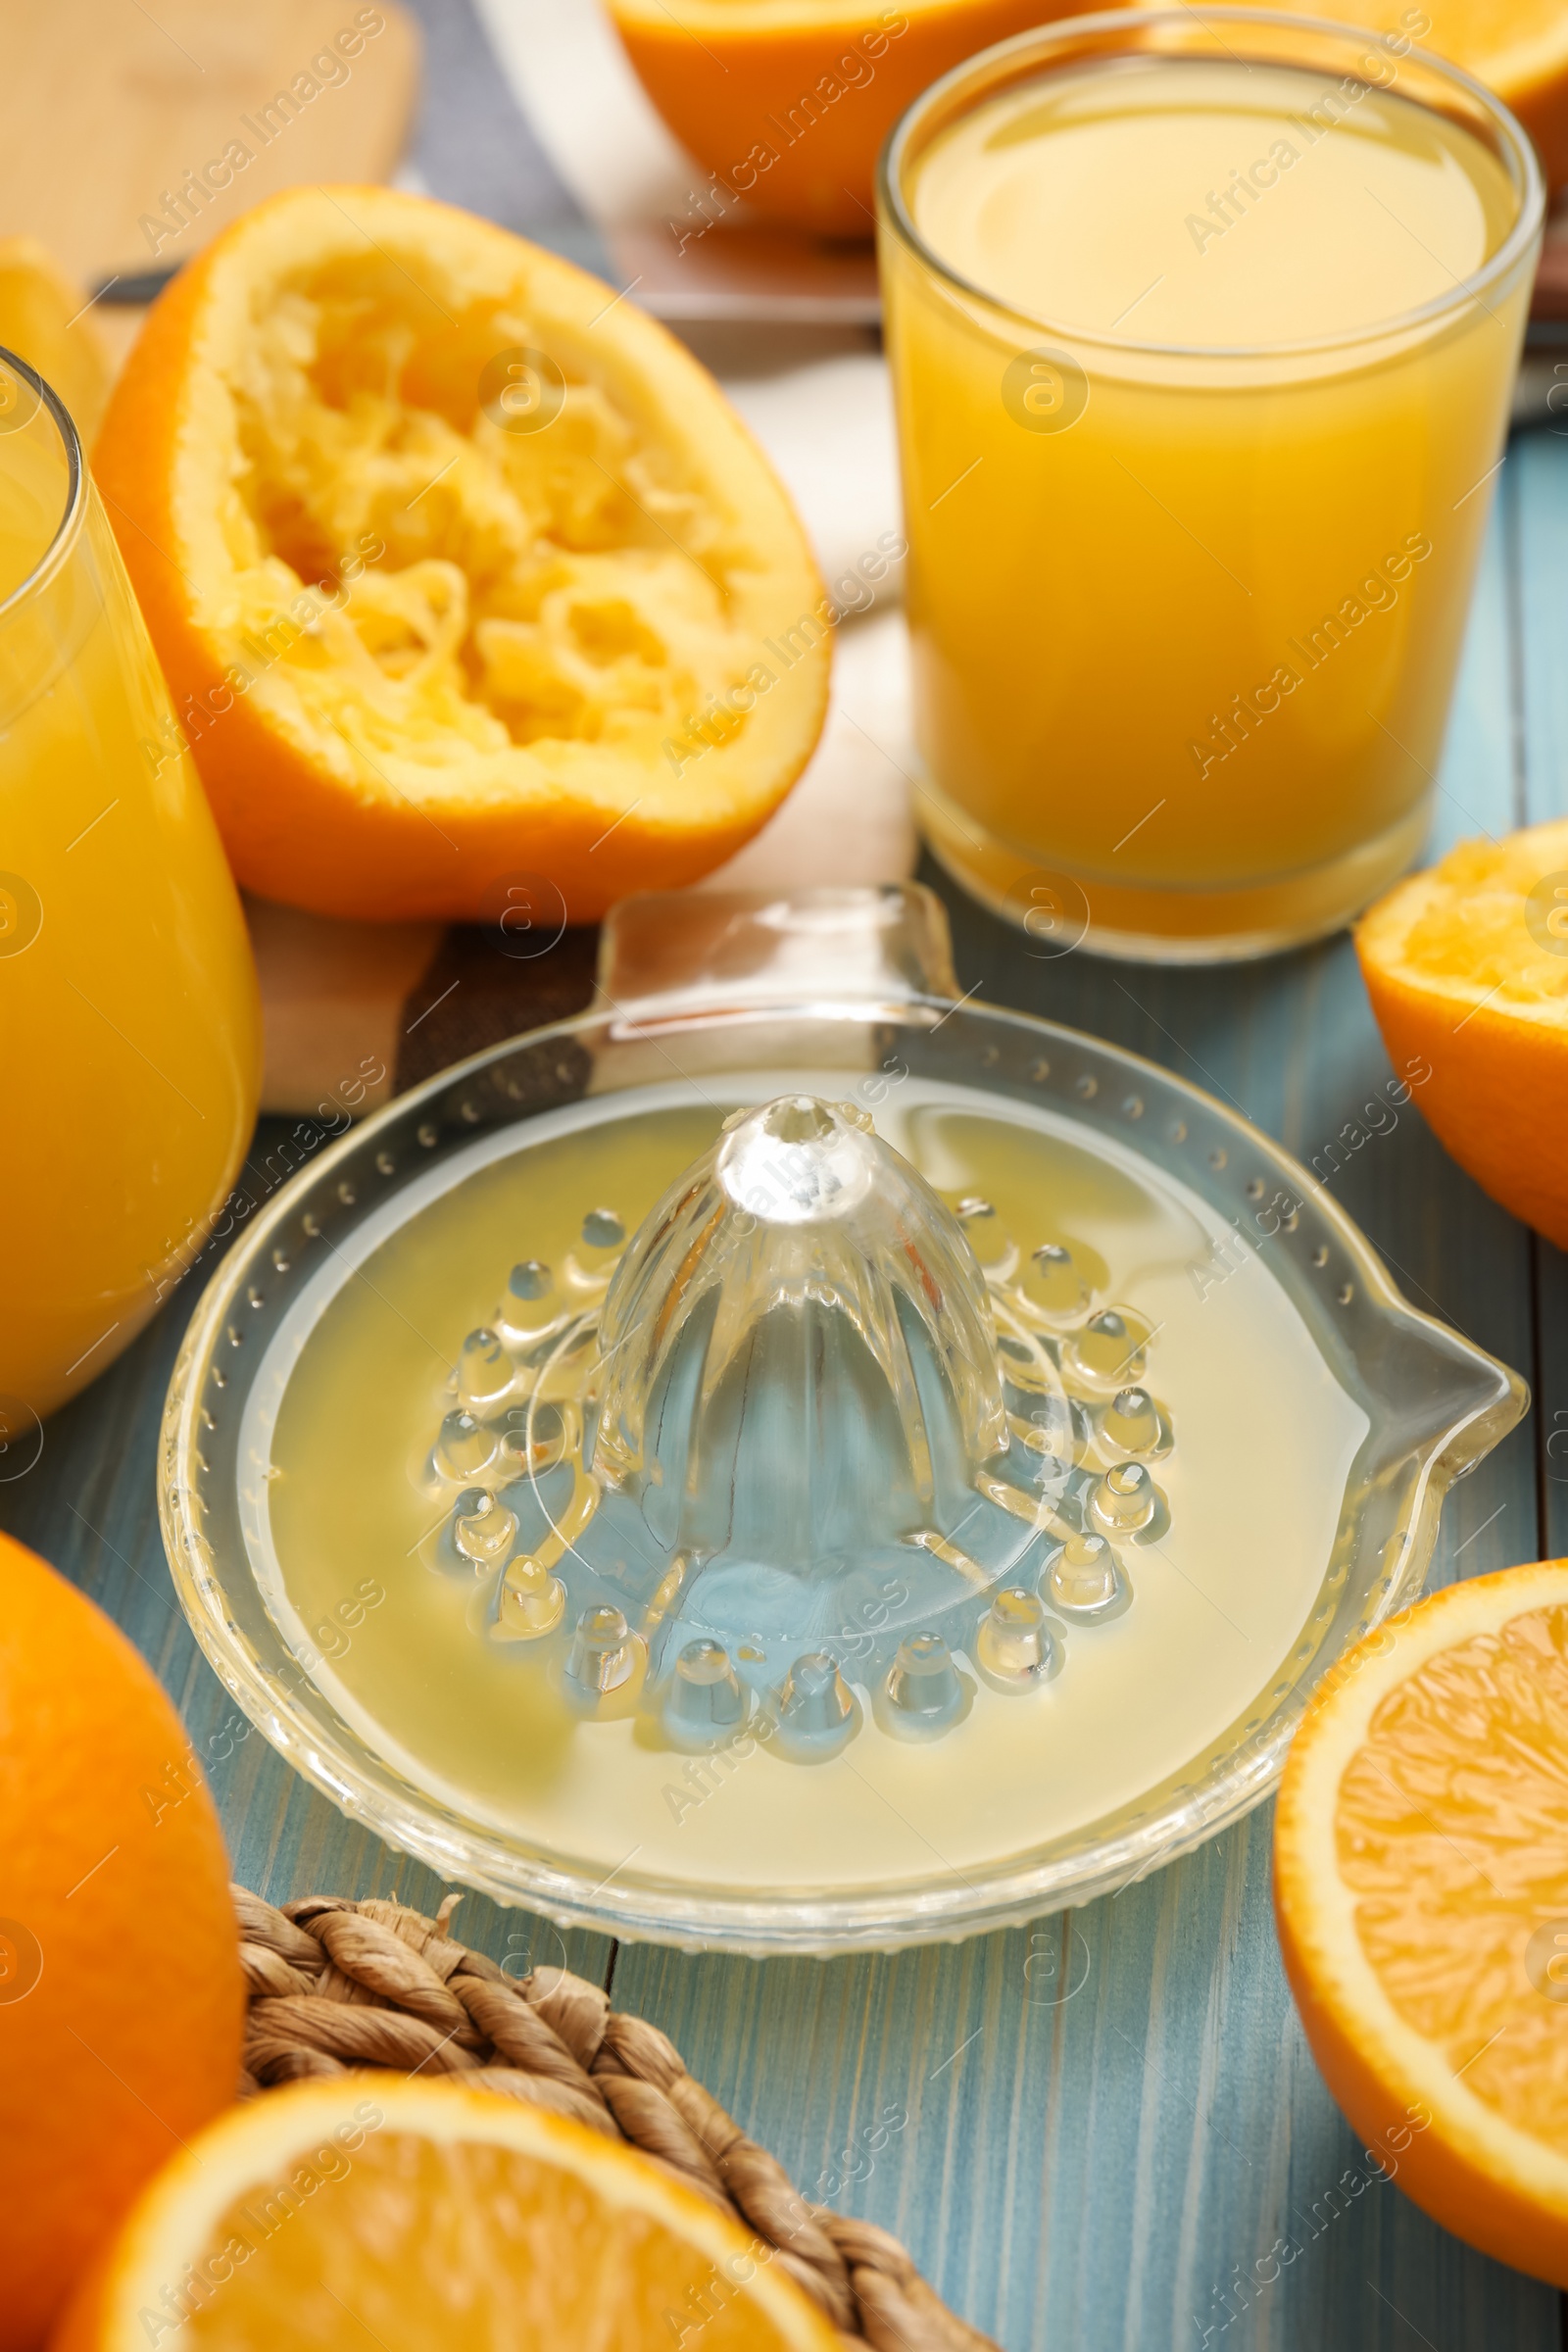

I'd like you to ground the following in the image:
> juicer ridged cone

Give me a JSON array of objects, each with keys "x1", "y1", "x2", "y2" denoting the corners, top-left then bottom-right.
[
  {"x1": 425, "y1": 1090, "x2": 1159, "y2": 1752},
  {"x1": 594, "y1": 1095, "x2": 1007, "y2": 1509}
]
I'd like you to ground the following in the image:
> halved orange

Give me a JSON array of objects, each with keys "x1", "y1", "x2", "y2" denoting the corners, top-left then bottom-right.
[
  {"x1": 606, "y1": 0, "x2": 1088, "y2": 238},
  {"x1": 93, "y1": 187, "x2": 829, "y2": 924},
  {"x1": 1275, "y1": 1563, "x2": 1568, "y2": 2287},
  {"x1": 1356, "y1": 820, "x2": 1568, "y2": 1249},
  {"x1": 1285, "y1": 1, "x2": 1568, "y2": 191},
  {"x1": 54, "y1": 2073, "x2": 847, "y2": 2351}
]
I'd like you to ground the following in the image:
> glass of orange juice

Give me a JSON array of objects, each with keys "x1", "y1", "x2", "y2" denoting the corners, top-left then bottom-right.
[
  {"x1": 878, "y1": 9, "x2": 1544, "y2": 959},
  {"x1": 0, "y1": 350, "x2": 260, "y2": 1439}
]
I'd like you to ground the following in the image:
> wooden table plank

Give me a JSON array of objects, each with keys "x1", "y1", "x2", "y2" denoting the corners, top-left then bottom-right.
[{"x1": 3, "y1": 441, "x2": 1561, "y2": 2348}]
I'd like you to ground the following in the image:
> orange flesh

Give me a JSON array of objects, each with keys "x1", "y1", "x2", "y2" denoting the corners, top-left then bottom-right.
[
  {"x1": 218, "y1": 254, "x2": 772, "y2": 769},
  {"x1": 180, "y1": 2130, "x2": 797, "y2": 2348},
  {"x1": 1389, "y1": 831, "x2": 1568, "y2": 1007},
  {"x1": 1336, "y1": 1600, "x2": 1568, "y2": 2148},
  {"x1": 1355, "y1": 819, "x2": 1568, "y2": 1250}
]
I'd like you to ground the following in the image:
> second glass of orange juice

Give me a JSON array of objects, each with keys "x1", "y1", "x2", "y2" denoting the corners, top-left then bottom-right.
[
  {"x1": 0, "y1": 351, "x2": 259, "y2": 1436},
  {"x1": 879, "y1": 9, "x2": 1544, "y2": 959}
]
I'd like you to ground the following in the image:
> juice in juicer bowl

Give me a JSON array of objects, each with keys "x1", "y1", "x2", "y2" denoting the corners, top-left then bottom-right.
[{"x1": 159, "y1": 887, "x2": 1525, "y2": 1952}]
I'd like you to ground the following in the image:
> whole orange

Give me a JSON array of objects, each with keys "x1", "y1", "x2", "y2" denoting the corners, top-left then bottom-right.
[{"x1": 0, "y1": 1533, "x2": 244, "y2": 2351}]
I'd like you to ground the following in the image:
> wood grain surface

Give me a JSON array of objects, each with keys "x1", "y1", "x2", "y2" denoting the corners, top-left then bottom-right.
[
  {"x1": 0, "y1": 0, "x2": 417, "y2": 287},
  {"x1": 4, "y1": 436, "x2": 1565, "y2": 2351}
]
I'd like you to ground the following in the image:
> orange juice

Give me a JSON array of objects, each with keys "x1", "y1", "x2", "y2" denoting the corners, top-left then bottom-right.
[
  {"x1": 0, "y1": 364, "x2": 259, "y2": 1427},
  {"x1": 880, "y1": 18, "x2": 1543, "y2": 957}
]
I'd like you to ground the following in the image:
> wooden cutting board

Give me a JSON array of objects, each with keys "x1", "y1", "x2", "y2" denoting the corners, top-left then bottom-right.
[{"x1": 0, "y1": 0, "x2": 417, "y2": 293}]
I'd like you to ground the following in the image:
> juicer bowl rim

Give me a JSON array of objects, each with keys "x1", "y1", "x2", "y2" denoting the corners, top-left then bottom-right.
[
  {"x1": 876, "y1": 4, "x2": 1545, "y2": 368},
  {"x1": 158, "y1": 990, "x2": 1526, "y2": 1953}
]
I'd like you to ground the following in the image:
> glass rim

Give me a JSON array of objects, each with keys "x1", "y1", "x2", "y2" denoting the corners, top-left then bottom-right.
[
  {"x1": 0, "y1": 345, "x2": 85, "y2": 626},
  {"x1": 877, "y1": 4, "x2": 1546, "y2": 365}
]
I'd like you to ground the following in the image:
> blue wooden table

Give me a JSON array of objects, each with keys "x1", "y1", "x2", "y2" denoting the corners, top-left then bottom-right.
[{"x1": 7, "y1": 427, "x2": 1567, "y2": 2352}]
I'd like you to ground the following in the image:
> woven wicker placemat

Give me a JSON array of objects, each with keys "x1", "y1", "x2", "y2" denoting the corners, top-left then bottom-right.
[{"x1": 235, "y1": 1886, "x2": 996, "y2": 2352}]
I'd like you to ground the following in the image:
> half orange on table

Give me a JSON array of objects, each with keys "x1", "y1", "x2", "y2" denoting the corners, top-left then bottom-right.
[
  {"x1": 605, "y1": 0, "x2": 1087, "y2": 237},
  {"x1": 1275, "y1": 1563, "x2": 1568, "y2": 2287},
  {"x1": 94, "y1": 186, "x2": 829, "y2": 924},
  {"x1": 53, "y1": 2075, "x2": 846, "y2": 2352},
  {"x1": 1356, "y1": 820, "x2": 1568, "y2": 1248}
]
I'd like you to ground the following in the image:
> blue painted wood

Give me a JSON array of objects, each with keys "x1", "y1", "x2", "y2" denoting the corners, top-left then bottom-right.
[
  {"x1": 1537, "y1": 1240, "x2": 1568, "y2": 1565},
  {"x1": 615, "y1": 1808, "x2": 1552, "y2": 2352},
  {"x1": 1427, "y1": 449, "x2": 1521, "y2": 854},
  {"x1": 1513, "y1": 427, "x2": 1568, "y2": 827},
  {"x1": 4, "y1": 438, "x2": 1563, "y2": 2350}
]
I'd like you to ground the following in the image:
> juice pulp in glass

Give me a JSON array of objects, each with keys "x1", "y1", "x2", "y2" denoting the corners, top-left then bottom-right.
[
  {"x1": 884, "y1": 52, "x2": 1536, "y2": 950},
  {"x1": 245, "y1": 1077, "x2": 1367, "y2": 1895},
  {"x1": 0, "y1": 394, "x2": 260, "y2": 1424}
]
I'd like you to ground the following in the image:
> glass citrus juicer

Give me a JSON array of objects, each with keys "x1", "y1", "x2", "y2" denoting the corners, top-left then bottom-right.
[{"x1": 160, "y1": 886, "x2": 1525, "y2": 1952}]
